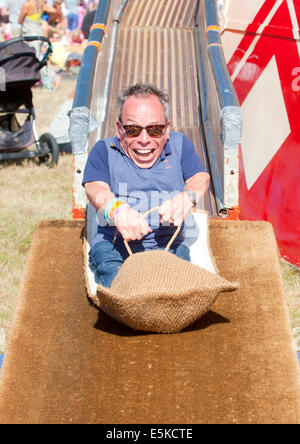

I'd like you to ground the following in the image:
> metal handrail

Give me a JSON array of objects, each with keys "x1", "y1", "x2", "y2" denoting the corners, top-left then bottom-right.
[
  {"x1": 204, "y1": 0, "x2": 240, "y2": 109},
  {"x1": 194, "y1": 0, "x2": 242, "y2": 215},
  {"x1": 72, "y1": 0, "x2": 111, "y2": 109}
]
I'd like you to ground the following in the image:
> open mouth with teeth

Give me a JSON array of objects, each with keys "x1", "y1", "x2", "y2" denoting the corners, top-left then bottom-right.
[{"x1": 133, "y1": 148, "x2": 155, "y2": 159}]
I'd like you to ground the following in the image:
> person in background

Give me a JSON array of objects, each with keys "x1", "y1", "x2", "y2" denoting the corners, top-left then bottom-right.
[
  {"x1": 88, "y1": 0, "x2": 98, "y2": 12},
  {"x1": 18, "y1": 0, "x2": 55, "y2": 58},
  {"x1": 65, "y1": 0, "x2": 78, "y2": 31},
  {"x1": 0, "y1": 0, "x2": 25, "y2": 38},
  {"x1": 0, "y1": 6, "x2": 9, "y2": 41},
  {"x1": 81, "y1": 1, "x2": 95, "y2": 40},
  {"x1": 70, "y1": 27, "x2": 83, "y2": 44},
  {"x1": 77, "y1": 0, "x2": 86, "y2": 31},
  {"x1": 42, "y1": 0, "x2": 66, "y2": 38}
]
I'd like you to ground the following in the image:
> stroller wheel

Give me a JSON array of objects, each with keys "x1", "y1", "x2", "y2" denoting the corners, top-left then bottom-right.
[{"x1": 38, "y1": 133, "x2": 59, "y2": 168}]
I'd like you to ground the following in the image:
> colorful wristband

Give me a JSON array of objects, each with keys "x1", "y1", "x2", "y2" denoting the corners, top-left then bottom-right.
[
  {"x1": 104, "y1": 198, "x2": 128, "y2": 223},
  {"x1": 112, "y1": 203, "x2": 130, "y2": 220},
  {"x1": 104, "y1": 198, "x2": 119, "y2": 222},
  {"x1": 108, "y1": 200, "x2": 126, "y2": 221}
]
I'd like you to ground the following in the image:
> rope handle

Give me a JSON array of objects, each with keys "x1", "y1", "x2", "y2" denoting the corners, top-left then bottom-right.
[{"x1": 123, "y1": 206, "x2": 181, "y2": 256}]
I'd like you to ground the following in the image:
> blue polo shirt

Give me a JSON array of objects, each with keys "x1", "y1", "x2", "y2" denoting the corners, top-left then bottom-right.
[{"x1": 83, "y1": 132, "x2": 206, "y2": 250}]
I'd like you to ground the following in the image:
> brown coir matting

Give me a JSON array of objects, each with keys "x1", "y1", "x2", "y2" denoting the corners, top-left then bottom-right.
[{"x1": 0, "y1": 220, "x2": 299, "y2": 424}]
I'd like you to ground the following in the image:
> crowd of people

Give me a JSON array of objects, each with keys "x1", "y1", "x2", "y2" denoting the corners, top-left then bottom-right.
[
  {"x1": 0, "y1": 0, "x2": 98, "y2": 41},
  {"x1": 0, "y1": 0, "x2": 99, "y2": 88}
]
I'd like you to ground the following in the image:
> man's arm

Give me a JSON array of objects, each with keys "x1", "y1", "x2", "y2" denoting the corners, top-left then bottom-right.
[
  {"x1": 184, "y1": 171, "x2": 210, "y2": 199},
  {"x1": 84, "y1": 180, "x2": 152, "y2": 242},
  {"x1": 84, "y1": 180, "x2": 115, "y2": 213},
  {"x1": 83, "y1": 143, "x2": 151, "y2": 242},
  {"x1": 158, "y1": 171, "x2": 210, "y2": 226},
  {"x1": 158, "y1": 134, "x2": 210, "y2": 225}
]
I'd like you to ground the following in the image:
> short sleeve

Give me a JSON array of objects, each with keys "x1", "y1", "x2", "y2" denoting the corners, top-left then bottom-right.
[
  {"x1": 181, "y1": 134, "x2": 207, "y2": 181},
  {"x1": 82, "y1": 140, "x2": 111, "y2": 186}
]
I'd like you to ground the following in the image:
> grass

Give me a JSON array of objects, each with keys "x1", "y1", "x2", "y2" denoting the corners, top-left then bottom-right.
[
  {"x1": 281, "y1": 260, "x2": 300, "y2": 351},
  {"x1": 0, "y1": 76, "x2": 77, "y2": 354},
  {"x1": 0, "y1": 155, "x2": 72, "y2": 353}
]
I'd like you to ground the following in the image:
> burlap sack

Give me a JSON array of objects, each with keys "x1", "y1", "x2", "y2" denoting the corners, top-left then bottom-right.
[
  {"x1": 93, "y1": 209, "x2": 239, "y2": 333},
  {"x1": 96, "y1": 249, "x2": 239, "y2": 333}
]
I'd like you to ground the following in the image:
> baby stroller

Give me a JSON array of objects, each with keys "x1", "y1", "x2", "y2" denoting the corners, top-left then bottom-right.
[{"x1": 0, "y1": 36, "x2": 59, "y2": 167}]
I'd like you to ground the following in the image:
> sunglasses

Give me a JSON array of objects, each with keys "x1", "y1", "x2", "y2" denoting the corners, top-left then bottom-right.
[{"x1": 120, "y1": 123, "x2": 166, "y2": 138}]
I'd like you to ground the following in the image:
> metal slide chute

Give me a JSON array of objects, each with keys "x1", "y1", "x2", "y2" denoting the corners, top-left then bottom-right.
[{"x1": 69, "y1": 0, "x2": 242, "y2": 220}]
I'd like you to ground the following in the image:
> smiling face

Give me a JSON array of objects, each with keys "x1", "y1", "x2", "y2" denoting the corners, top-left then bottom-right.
[{"x1": 116, "y1": 94, "x2": 170, "y2": 169}]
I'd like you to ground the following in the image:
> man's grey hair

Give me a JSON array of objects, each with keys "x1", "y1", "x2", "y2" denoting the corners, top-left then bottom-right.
[{"x1": 117, "y1": 82, "x2": 170, "y2": 123}]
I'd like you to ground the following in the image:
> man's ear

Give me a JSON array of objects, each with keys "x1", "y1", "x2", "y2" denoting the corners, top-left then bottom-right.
[
  {"x1": 116, "y1": 120, "x2": 122, "y2": 139},
  {"x1": 165, "y1": 120, "x2": 171, "y2": 138}
]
